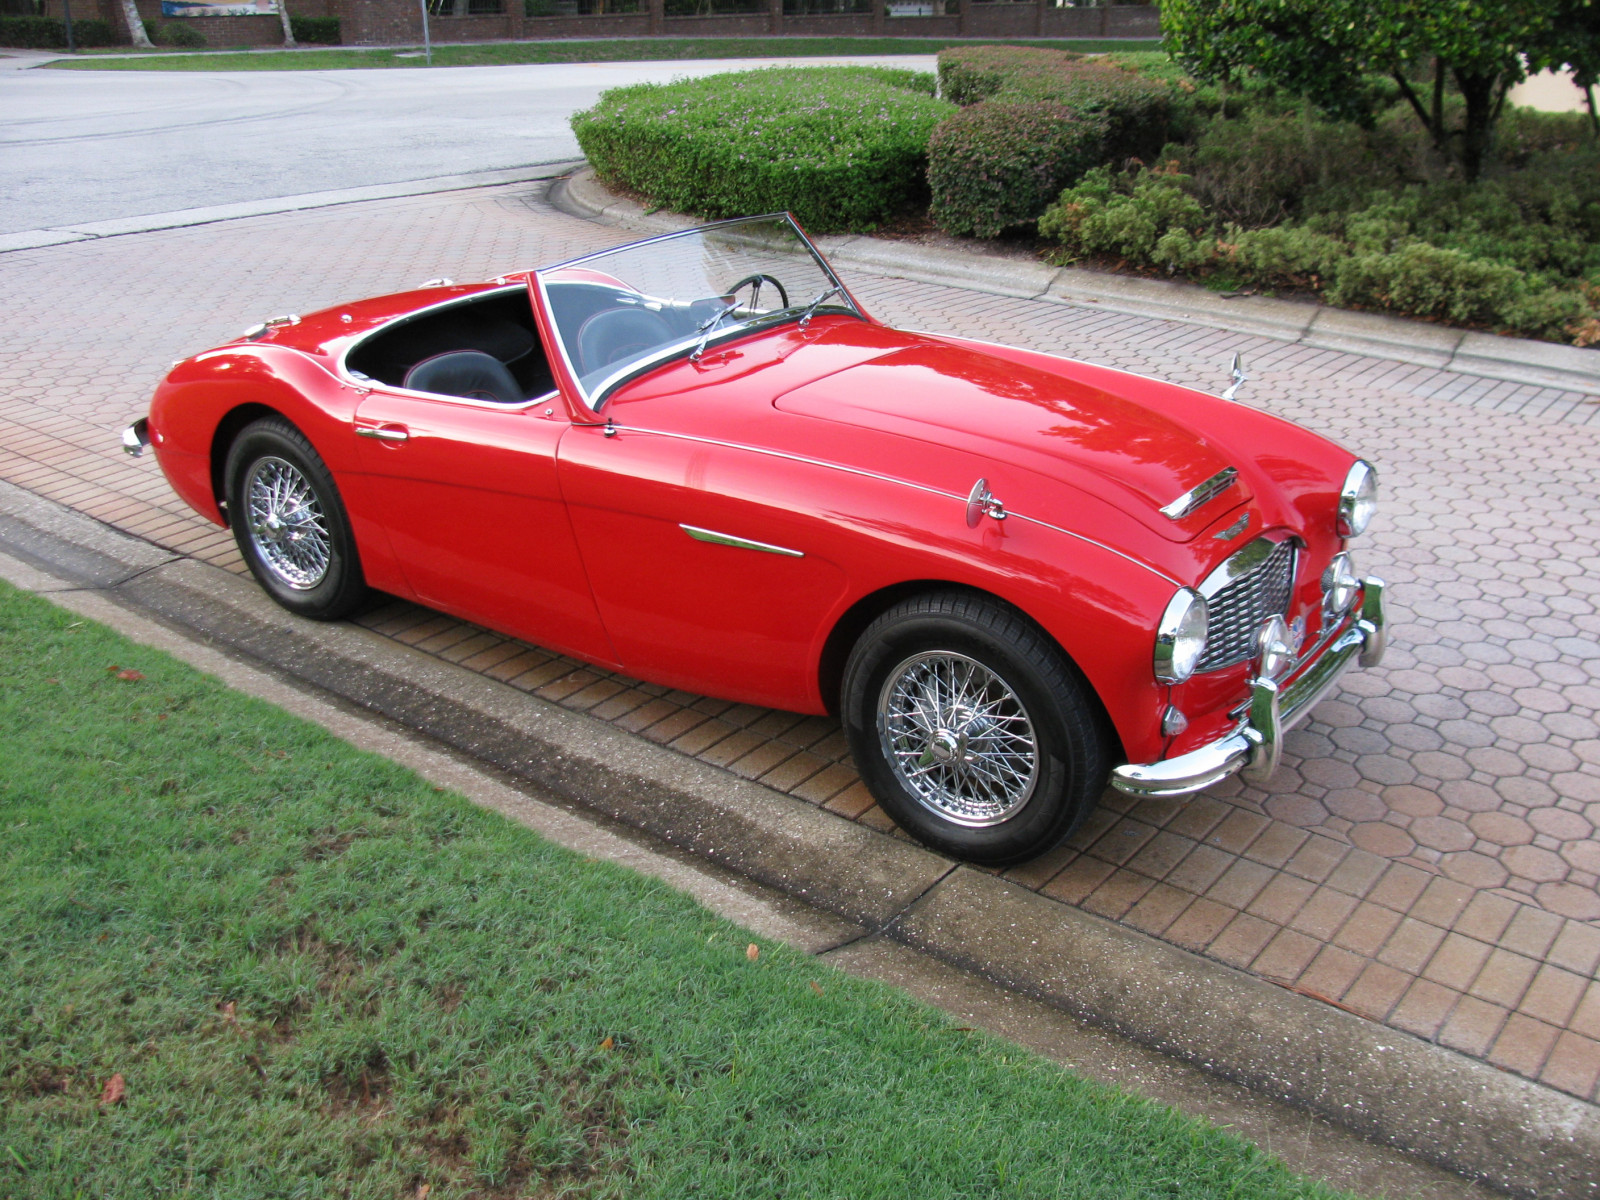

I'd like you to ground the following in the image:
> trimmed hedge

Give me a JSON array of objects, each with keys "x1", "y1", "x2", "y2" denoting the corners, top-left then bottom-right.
[
  {"x1": 146, "y1": 20, "x2": 206, "y2": 47},
  {"x1": 290, "y1": 15, "x2": 340, "y2": 43},
  {"x1": 937, "y1": 45, "x2": 1083, "y2": 106},
  {"x1": 0, "y1": 14, "x2": 117, "y2": 47},
  {"x1": 929, "y1": 103, "x2": 1106, "y2": 238},
  {"x1": 571, "y1": 67, "x2": 953, "y2": 233},
  {"x1": 927, "y1": 47, "x2": 1169, "y2": 237}
]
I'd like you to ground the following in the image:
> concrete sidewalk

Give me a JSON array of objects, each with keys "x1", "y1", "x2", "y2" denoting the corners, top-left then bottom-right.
[{"x1": 1, "y1": 172, "x2": 1597, "y2": 1195}]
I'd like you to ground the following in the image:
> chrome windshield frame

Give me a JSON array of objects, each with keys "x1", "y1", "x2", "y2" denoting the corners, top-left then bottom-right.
[{"x1": 533, "y1": 213, "x2": 864, "y2": 412}]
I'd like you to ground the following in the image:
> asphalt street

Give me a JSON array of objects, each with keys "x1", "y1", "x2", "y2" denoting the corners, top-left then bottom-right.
[{"x1": 0, "y1": 53, "x2": 935, "y2": 234}]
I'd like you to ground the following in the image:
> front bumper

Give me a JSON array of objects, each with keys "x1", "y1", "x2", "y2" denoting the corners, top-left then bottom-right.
[{"x1": 1112, "y1": 578, "x2": 1388, "y2": 798}]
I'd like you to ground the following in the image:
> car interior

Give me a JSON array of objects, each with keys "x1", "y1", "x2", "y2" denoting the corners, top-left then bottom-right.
[{"x1": 344, "y1": 288, "x2": 555, "y2": 404}]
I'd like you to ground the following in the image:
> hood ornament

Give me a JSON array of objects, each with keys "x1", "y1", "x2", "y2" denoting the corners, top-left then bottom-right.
[{"x1": 1221, "y1": 353, "x2": 1248, "y2": 402}]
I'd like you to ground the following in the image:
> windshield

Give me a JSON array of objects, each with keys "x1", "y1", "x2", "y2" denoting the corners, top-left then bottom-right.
[{"x1": 534, "y1": 214, "x2": 857, "y2": 409}]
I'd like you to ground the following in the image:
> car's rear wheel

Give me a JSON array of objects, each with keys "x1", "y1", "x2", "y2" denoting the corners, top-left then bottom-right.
[
  {"x1": 841, "y1": 592, "x2": 1110, "y2": 865},
  {"x1": 225, "y1": 416, "x2": 366, "y2": 620}
]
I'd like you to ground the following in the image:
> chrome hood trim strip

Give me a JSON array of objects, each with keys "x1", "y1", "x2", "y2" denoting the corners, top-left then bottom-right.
[{"x1": 1160, "y1": 466, "x2": 1238, "y2": 521}]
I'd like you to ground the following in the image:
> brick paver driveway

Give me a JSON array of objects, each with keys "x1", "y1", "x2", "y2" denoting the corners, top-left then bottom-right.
[{"x1": 4, "y1": 180, "x2": 1599, "y2": 1103}]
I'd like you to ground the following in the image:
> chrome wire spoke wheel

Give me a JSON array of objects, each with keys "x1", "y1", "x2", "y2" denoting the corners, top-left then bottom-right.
[
  {"x1": 876, "y1": 650, "x2": 1039, "y2": 827},
  {"x1": 245, "y1": 456, "x2": 331, "y2": 591}
]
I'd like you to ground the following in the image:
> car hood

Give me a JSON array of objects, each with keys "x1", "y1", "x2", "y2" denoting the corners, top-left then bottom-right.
[{"x1": 774, "y1": 340, "x2": 1248, "y2": 543}]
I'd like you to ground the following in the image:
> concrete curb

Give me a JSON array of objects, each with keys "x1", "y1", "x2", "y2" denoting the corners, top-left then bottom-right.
[
  {"x1": 556, "y1": 167, "x2": 1600, "y2": 399},
  {"x1": 0, "y1": 480, "x2": 1593, "y2": 1197},
  {"x1": 0, "y1": 161, "x2": 586, "y2": 254}
]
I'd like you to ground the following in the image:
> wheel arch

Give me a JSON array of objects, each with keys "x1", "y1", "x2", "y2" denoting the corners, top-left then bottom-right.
[
  {"x1": 209, "y1": 402, "x2": 286, "y2": 520},
  {"x1": 817, "y1": 579, "x2": 1123, "y2": 760}
]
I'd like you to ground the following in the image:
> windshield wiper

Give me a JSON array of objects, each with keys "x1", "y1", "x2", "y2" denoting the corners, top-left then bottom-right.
[
  {"x1": 798, "y1": 285, "x2": 846, "y2": 329},
  {"x1": 690, "y1": 298, "x2": 741, "y2": 361}
]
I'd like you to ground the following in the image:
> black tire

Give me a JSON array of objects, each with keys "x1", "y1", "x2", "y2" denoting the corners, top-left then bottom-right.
[
  {"x1": 840, "y1": 591, "x2": 1110, "y2": 865},
  {"x1": 224, "y1": 416, "x2": 367, "y2": 621}
]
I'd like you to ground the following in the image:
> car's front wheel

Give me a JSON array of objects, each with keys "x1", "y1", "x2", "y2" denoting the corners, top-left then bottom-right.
[
  {"x1": 225, "y1": 416, "x2": 367, "y2": 620},
  {"x1": 841, "y1": 592, "x2": 1110, "y2": 865}
]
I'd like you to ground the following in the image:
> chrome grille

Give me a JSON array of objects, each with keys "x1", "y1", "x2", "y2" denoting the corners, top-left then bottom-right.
[{"x1": 1197, "y1": 538, "x2": 1296, "y2": 672}]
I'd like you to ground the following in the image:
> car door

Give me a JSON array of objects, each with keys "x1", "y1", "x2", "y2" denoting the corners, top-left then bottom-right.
[
  {"x1": 555, "y1": 378, "x2": 852, "y2": 714},
  {"x1": 351, "y1": 389, "x2": 618, "y2": 668}
]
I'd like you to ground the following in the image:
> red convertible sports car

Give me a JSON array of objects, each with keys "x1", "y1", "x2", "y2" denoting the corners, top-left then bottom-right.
[{"x1": 126, "y1": 214, "x2": 1386, "y2": 864}]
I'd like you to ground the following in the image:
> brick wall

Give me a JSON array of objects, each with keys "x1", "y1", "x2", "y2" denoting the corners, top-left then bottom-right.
[
  {"x1": 328, "y1": 0, "x2": 1160, "y2": 46},
  {"x1": 41, "y1": 0, "x2": 335, "y2": 45}
]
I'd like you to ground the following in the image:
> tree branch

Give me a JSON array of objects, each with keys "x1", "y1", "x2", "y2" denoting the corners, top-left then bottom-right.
[{"x1": 1391, "y1": 68, "x2": 1439, "y2": 144}]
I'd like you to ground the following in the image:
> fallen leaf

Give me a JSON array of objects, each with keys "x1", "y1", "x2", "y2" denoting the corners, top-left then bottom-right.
[
  {"x1": 599, "y1": 1036, "x2": 614, "y2": 1051},
  {"x1": 115, "y1": 669, "x2": 144, "y2": 683},
  {"x1": 809, "y1": 981, "x2": 823, "y2": 997},
  {"x1": 416, "y1": 1185, "x2": 430, "y2": 1200},
  {"x1": 746, "y1": 944, "x2": 759, "y2": 962},
  {"x1": 220, "y1": 1001, "x2": 237, "y2": 1023},
  {"x1": 99, "y1": 1074, "x2": 125, "y2": 1106}
]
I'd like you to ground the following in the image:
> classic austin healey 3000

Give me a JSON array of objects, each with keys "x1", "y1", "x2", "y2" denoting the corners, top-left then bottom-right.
[{"x1": 125, "y1": 214, "x2": 1386, "y2": 864}]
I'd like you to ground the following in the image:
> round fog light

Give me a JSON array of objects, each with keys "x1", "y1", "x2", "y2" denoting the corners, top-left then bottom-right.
[
  {"x1": 1322, "y1": 552, "x2": 1360, "y2": 616},
  {"x1": 1256, "y1": 614, "x2": 1296, "y2": 681}
]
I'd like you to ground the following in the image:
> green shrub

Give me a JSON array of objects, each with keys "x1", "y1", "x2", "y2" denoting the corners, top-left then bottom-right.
[
  {"x1": 1039, "y1": 167, "x2": 1213, "y2": 269},
  {"x1": 1223, "y1": 224, "x2": 1347, "y2": 288},
  {"x1": 290, "y1": 15, "x2": 340, "y2": 43},
  {"x1": 928, "y1": 102, "x2": 1106, "y2": 238},
  {"x1": 0, "y1": 14, "x2": 117, "y2": 47},
  {"x1": 1178, "y1": 109, "x2": 1402, "y2": 228},
  {"x1": 937, "y1": 45, "x2": 1083, "y2": 106},
  {"x1": 927, "y1": 47, "x2": 1169, "y2": 237},
  {"x1": 1304, "y1": 175, "x2": 1600, "y2": 281},
  {"x1": 147, "y1": 20, "x2": 206, "y2": 48},
  {"x1": 571, "y1": 67, "x2": 953, "y2": 234},
  {"x1": 1325, "y1": 242, "x2": 1527, "y2": 326},
  {"x1": 938, "y1": 47, "x2": 1169, "y2": 159}
]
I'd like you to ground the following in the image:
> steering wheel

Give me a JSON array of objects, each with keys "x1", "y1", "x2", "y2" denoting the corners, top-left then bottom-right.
[{"x1": 723, "y1": 273, "x2": 789, "y2": 313}]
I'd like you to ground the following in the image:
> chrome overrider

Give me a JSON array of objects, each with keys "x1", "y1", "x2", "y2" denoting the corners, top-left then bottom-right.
[{"x1": 1112, "y1": 578, "x2": 1388, "y2": 798}]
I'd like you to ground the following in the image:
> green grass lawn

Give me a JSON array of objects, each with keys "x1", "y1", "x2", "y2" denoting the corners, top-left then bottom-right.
[
  {"x1": 45, "y1": 36, "x2": 1159, "y2": 71},
  {"x1": 0, "y1": 579, "x2": 1350, "y2": 1198}
]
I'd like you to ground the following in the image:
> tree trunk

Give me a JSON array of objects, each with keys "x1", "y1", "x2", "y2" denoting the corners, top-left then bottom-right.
[
  {"x1": 120, "y1": 0, "x2": 154, "y2": 47},
  {"x1": 277, "y1": 0, "x2": 296, "y2": 45},
  {"x1": 1456, "y1": 70, "x2": 1497, "y2": 183}
]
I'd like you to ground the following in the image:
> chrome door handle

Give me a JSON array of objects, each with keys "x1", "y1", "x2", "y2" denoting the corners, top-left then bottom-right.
[{"x1": 356, "y1": 426, "x2": 409, "y2": 443}]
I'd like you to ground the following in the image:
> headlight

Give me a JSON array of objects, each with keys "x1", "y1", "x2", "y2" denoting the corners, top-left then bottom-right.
[
  {"x1": 1339, "y1": 460, "x2": 1378, "y2": 537},
  {"x1": 1155, "y1": 588, "x2": 1208, "y2": 683},
  {"x1": 1322, "y1": 552, "x2": 1360, "y2": 616}
]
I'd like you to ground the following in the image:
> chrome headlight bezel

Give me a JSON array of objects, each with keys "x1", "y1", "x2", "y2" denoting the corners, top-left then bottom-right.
[
  {"x1": 1154, "y1": 588, "x2": 1209, "y2": 684},
  {"x1": 1338, "y1": 460, "x2": 1378, "y2": 538}
]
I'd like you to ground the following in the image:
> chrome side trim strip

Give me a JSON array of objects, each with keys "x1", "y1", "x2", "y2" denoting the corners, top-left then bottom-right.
[
  {"x1": 1159, "y1": 466, "x2": 1239, "y2": 520},
  {"x1": 680, "y1": 524, "x2": 803, "y2": 557},
  {"x1": 609, "y1": 424, "x2": 1181, "y2": 587}
]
